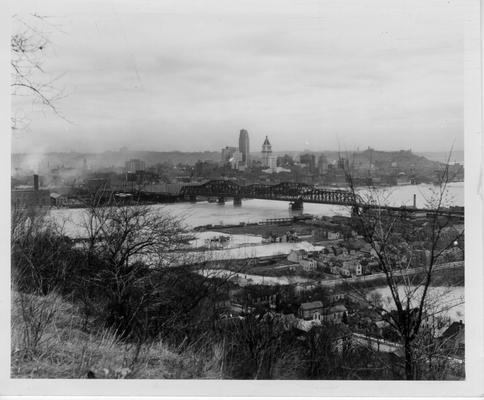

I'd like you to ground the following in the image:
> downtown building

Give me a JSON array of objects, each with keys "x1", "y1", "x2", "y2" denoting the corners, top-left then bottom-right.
[
  {"x1": 125, "y1": 159, "x2": 146, "y2": 173},
  {"x1": 261, "y1": 136, "x2": 277, "y2": 170},
  {"x1": 238, "y1": 129, "x2": 250, "y2": 168}
]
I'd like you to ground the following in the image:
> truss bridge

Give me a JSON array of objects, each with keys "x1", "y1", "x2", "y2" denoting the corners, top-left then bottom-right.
[
  {"x1": 177, "y1": 180, "x2": 464, "y2": 220},
  {"x1": 179, "y1": 180, "x2": 361, "y2": 208}
]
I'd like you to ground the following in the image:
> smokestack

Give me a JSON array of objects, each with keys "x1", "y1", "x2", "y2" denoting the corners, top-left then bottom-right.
[
  {"x1": 413, "y1": 194, "x2": 416, "y2": 208},
  {"x1": 33, "y1": 174, "x2": 39, "y2": 191}
]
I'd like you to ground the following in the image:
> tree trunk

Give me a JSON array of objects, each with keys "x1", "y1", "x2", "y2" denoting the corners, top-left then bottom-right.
[{"x1": 405, "y1": 340, "x2": 414, "y2": 380}]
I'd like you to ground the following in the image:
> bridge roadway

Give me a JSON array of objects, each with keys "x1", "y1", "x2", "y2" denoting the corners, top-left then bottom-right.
[
  {"x1": 180, "y1": 180, "x2": 360, "y2": 206},
  {"x1": 177, "y1": 180, "x2": 464, "y2": 218}
]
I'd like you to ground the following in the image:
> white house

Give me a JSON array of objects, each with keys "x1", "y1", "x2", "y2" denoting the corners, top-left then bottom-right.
[
  {"x1": 287, "y1": 249, "x2": 307, "y2": 263},
  {"x1": 328, "y1": 231, "x2": 342, "y2": 240},
  {"x1": 342, "y1": 259, "x2": 362, "y2": 276},
  {"x1": 300, "y1": 258, "x2": 317, "y2": 272}
]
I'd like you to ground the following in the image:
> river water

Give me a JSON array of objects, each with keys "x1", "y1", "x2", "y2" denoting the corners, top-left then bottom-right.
[{"x1": 51, "y1": 182, "x2": 464, "y2": 234}]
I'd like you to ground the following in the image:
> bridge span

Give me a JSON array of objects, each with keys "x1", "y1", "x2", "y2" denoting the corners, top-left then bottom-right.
[
  {"x1": 177, "y1": 180, "x2": 464, "y2": 218},
  {"x1": 179, "y1": 180, "x2": 361, "y2": 208}
]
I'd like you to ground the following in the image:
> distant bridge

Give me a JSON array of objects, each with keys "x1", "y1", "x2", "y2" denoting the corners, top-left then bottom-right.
[
  {"x1": 179, "y1": 180, "x2": 361, "y2": 207},
  {"x1": 177, "y1": 180, "x2": 464, "y2": 218}
]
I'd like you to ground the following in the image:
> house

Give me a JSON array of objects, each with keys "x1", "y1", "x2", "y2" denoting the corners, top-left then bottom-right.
[
  {"x1": 440, "y1": 321, "x2": 465, "y2": 358},
  {"x1": 321, "y1": 324, "x2": 352, "y2": 354},
  {"x1": 331, "y1": 246, "x2": 344, "y2": 256},
  {"x1": 287, "y1": 249, "x2": 307, "y2": 263},
  {"x1": 330, "y1": 266, "x2": 351, "y2": 277},
  {"x1": 342, "y1": 259, "x2": 362, "y2": 276},
  {"x1": 288, "y1": 249, "x2": 317, "y2": 272},
  {"x1": 322, "y1": 304, "x2": 348, "y2": 324},
  {"x1": 298, "y1": 301, "x2": 324, "y2": 320},
  {"x1": 327, "y1": 231, "x2": 342, "y2": 240},
  {"x1": 300, "y1": 258, "x2": 317, "y2": 272},
  {"x1": 327, "y1": 292, "x2": 345, "y2": 304},
  {"x1": 50, "y1": 192, "x2": 67, "y2": 207}
]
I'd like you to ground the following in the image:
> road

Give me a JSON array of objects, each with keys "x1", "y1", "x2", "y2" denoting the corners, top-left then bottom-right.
[{"x1": 294, "y1": 261, "x2": 464, "y2": 289}]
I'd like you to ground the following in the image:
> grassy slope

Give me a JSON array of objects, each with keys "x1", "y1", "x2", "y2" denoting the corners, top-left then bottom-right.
[{"x1": 11, "y1": 292, "x2": 222, "y2": 379}]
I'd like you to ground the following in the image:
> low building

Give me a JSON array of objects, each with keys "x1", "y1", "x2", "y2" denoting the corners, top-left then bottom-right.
[
  {"x1": 300, "y1": 258, "x2": 317, "y2": 272},
  {"x1": 50, "y1": 192, "x2": 67, "y2": 207},
  {"x1": 330, "y1": 266, "x2": 351, "y2": 277},
  {"x1": 12, "y1": 175, "x2": 50, "y2": 209},
  {"x1": 288, "y1": 249, "x2": 317, "y2": 271},
  {"x1": 288, "y1": 249, "x2": 308, "y2": 263},
  {"x1": 328, "y1": 231, "x2": 342, "y2": 240},
  {"x1": 327, "y1": 292, "x2": 345, "y2": 304},
  {"x1": 12, "y1": 188, "x2": 50, "y2": 209},
  {"x1": 299, "y1": 301, "x2": 324, "y2": 320}
]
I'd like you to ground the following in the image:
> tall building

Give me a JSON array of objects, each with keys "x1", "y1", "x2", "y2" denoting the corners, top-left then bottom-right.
[
  {"x1": 125, "y1": 159, "x2": 146, "y2": 173},
  {"x1": 300, "y1": 153, "x2": 316, "y2": 173},
  {"x1": 238, "y1": 129, "x2": 250, "y2": 165},
  {"x1": 261, "y1": 136, "x2": 273, "y2": 167},
  {"x1": 317, "y1": 154, "x2": 328, "y2": 175},
  {"x1": 221, "y1": 146, "x2": 237, "y2": 164},
  {"x1": 230, "y1": 151, "x2": 243, "y2": 170}
]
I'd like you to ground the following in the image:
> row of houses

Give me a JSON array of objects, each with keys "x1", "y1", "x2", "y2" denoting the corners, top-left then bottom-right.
[
  {"x1": 286, "y1": 248, "x2": 368, "y2": 277},
  {"x1": 262, "y1": 231, "x2": 300, "y2": 243}
]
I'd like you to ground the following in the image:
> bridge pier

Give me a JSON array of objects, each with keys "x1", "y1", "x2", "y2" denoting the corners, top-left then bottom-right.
[
  {"x1": 233, "y1": 196, "x2": 242, "y2": 206},
  {"x1": 217, "y1": 196, "x2": 225, "y2": 205},
  {"x1": 290, "y1": 198, "x2": 304, "y2": 211}
]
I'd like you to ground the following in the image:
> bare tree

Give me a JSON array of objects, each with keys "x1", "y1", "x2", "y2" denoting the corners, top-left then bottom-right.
[
  {"x1": 76, "y1": 191, "x2": 243, "y2": 344},
  {"x1": 11, "y1": 13, "x2": 67, "y2": 130},
  {"x1": 341, "y1": 151, "x2": 464, "y2": 379},
  {"x1": 11, "y1": 202, "x2": 72, "y2": 295}
]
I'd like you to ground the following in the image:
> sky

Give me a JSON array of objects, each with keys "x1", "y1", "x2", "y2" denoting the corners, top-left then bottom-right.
[{"x1": 11, "y1": 0, "x2": 466, "y2": 154}]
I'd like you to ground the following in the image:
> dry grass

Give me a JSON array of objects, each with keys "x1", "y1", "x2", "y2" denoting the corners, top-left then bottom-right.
[{"x1": 11, "y1": 291, "x2": 224, "y2": 379}]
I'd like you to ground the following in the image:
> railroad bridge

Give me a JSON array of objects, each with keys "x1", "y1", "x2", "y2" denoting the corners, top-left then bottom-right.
[
  {"x1": 179, "y1": 180, "x2": 362, "y2": 209},
  {"x1": 177, "y1": 180, "x2": 464, "y2": 219}
]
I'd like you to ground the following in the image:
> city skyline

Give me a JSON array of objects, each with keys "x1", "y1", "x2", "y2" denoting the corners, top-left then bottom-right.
[{"x1": 11, "y1": 0, "x2": 464, "y2": 154}]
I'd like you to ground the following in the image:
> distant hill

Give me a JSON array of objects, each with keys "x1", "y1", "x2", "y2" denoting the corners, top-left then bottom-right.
[
  {"x1": 416, "y1": 151, "x2": 464, "y2": 164},
  {"x1": 12, "y1": 148, "x2": 450, "y2": 173},
  {"x1": 275, "y1": 149, "x2": 445, "y2": 169}
]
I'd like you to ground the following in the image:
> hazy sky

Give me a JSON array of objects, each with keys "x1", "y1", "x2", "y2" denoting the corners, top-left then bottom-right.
[{"x1": 12, "y1": 0, "x2": 465, "y2": 153}]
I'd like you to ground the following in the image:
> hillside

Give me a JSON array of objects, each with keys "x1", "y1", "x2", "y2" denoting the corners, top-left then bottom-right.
[{"x1": 11, "y1": 292, "x2": 223, "y2": 379}]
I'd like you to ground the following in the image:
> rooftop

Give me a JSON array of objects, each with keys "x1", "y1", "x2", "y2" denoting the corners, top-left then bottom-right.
[
  {"x1": 441, "y1": 321, "x2": 465, "y2": 339},
  {"x1": 328, "y1": 304, "x2": 347, "y2": 313},
  {"x1": 300, "y1": 301, "x2": 324, "y2": 310}
]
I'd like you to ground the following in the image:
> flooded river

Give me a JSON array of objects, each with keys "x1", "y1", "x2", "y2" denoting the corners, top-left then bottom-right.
[{"x1": 51, "y1": 182, "x2": 463, "y2": 236}]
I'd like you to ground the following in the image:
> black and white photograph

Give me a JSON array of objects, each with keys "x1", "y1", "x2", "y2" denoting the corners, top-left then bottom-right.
[{"x1": 1, "y1": 0, "x2": 482, "y2": 397}]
